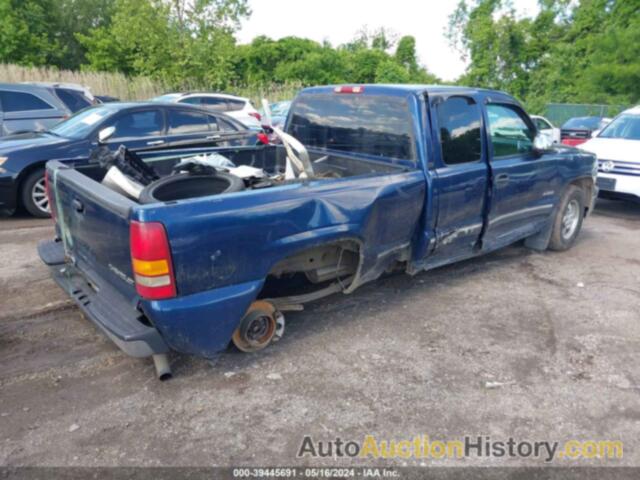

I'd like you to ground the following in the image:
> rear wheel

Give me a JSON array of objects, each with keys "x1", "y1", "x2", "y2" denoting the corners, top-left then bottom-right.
[
  {"x1": 548, "y1": 185, "x2": 585, "y2": 251},
  {"x1": 21, "y1": 169, "x2": 50, "y2": 218}
]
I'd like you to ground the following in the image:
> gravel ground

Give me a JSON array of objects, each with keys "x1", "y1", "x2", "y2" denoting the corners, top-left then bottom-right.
[{"x1": 1, "y1": 199, "x2": 639, "y2": 468}]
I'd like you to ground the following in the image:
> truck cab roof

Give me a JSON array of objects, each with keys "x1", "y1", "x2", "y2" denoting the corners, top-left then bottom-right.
[{"x1": 300, "y1": 84, "x2": 518, "y2": 104}]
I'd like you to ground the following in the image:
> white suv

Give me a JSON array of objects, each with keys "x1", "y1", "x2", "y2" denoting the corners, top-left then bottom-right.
[
  {"x1": 152, "y1": 93, "x2": 262, "y2": 129},
  {"x1": 580, "y1": 106, "x2": 640, "y2": 202}
]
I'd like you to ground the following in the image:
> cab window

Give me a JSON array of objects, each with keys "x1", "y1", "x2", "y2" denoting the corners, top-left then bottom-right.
[
  {"x1": 110, "y1": 110, "x2": 163, "y2": 139},
  {"x1": 0, "y1": 91, "x2": 54, "y2": 112},
  {"x1": 168, "y1": 110, "x2": 211, "y2": 135},
  {"x1": 436, "y1": 96, "x2": 482, "y2": 165},
  {"x1": 534, "y1": 117, "x2": 552, "y2": 130},
  {"x1": 487, "y1": 104, "x2": 534, "y2": 157},
  {"x1": 55, "y1": 88, "x2": 92, "y2": 113}
]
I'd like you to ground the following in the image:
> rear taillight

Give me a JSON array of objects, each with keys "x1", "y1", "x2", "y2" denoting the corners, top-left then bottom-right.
[
  {"x1": 249, "y1": 112, "x2": 262, "y2": 122},
  {"x1": 130, "y1": 221, "x2": 176, "y2": 300},
  {"x1": 44, "y1": 170, "x2": 57, "y2": 223},
  {"x1": 257, "y1": 132, "x2": 269, "y2": 145},
  {"x1": 334, "y1": 85, "x2": 364, "y2": 94}
]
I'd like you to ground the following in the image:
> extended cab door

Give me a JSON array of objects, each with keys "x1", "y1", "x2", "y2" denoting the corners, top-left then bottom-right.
[
  {"x1": 483, "y1": 103, "x2": 558, "y2": 248},
  {"x1": 427, "y1": 95, "x2": 489, "y2": 265}
]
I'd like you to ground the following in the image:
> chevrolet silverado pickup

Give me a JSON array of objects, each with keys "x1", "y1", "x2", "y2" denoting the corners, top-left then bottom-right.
[{"x1": 38, "y1": 85, "x2": 598, "y2": 379}]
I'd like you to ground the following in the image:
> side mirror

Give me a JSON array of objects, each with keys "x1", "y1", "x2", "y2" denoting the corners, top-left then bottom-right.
[
  {"x1": 533, "y1": 131, "x2": 553, "y2": 154},
  {"x1": 98, "y1": 126, "x2": 115, "y2": 144}
]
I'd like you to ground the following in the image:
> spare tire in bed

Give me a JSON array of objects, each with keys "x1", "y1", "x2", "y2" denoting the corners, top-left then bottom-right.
[{"x1": 139, "y1": 173, "x2": 245, "y2": 204}]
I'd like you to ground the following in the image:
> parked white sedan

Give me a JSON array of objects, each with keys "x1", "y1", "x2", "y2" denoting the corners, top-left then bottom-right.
[
  {"x1": 152, "y1": 92, "x2": 262, "y2": 129},
  {"x1": 531, "y1": 115, "x2": 561, "y2": 144},
  {"x1": 580, "y1": 106, "x2": 640, "y2": 202}
]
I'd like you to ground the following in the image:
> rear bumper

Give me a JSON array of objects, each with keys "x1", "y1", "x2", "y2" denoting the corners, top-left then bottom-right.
[
  {"x1": 39, "y1": 238, "x2": 262, "y2": 359},
  {"x1": 38, "y1": 239, "x2": 169, "y2": 358},
  {"x1": 142, "y1": 279, "x2": 263, "y2": 358}
]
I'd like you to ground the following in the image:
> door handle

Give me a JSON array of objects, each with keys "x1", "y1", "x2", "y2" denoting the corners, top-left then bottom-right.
[
  {"x1": 72, "y1": 199, "x2": 84, "y2": 213},
  {"x1": 147, "y1": 140, "x2": 165, "y2": 146},
  {"x1": 206, "y1": 135, "x2": 222, "y2": 140},
  {"x1": 495, "y1": 173, "x2": 510, "y2": 186}
]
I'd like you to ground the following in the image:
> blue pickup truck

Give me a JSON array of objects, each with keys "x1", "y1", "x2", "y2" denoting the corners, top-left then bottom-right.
[{"x1": 39, "y1": 85, "x2": 598, "y2": 379}]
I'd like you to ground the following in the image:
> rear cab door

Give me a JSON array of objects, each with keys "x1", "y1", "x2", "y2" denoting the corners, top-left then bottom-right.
[
  {"x1": 482, "y1": 101, "x2": 559, "y2": 248},
  {"x1": 425, "y1": 93, "x2": 489, "y2": 265}
]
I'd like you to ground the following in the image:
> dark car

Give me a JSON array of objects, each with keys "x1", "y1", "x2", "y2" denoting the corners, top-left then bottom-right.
[
  {"x1": 561, "y1": 116, "x2": 611, "y2": 147},
  {"x1": 0, "y1": 102, "x2": 260, "y2": 217},
  {"x1": 95, "y1": 95, "x2": 120, "y2": 103}
]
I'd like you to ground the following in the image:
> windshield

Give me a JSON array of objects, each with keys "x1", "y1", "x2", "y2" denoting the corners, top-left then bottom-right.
[
  {"x1": 288, "y1": 94, "x2": 415, "y2": 161},
  {"x1": 49, "y1": 106, "x2": 114, "y2": 139},
  {"x1": 270, "y1": 101, "x2": 291, "y2": 116},
  {"x1": 562, "y1": 117, "x2": 603, "y2": 130},
  {"x1": 598, "y1": 114, "x2": 640, "y2": 140}
]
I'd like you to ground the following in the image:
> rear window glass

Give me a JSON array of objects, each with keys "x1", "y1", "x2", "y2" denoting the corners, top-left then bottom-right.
[
  {"x1": 226, "y1": 99, "x2": 245, "y2": 111},
  {"x1": 288, "y1": 94, "x2": 415, "y2": 161},
  {"x1": 0, "y1": 91, "x2": 54, "y2": 112},
  {"x1": 200, "y1": 97, "x2": 229, "y2": 112},
  {"x1": 179, "y1": 97, "x2": 202, "y2": 106},
  {"x1": 168, "y1": 110, "x2": 211, "y2": 135},
  {"x1": 218, "y1": 117, "x2": 239, "y2": 132},
  {"x1": 55, "y1": 88, "x2": 92, "y2": 113}
]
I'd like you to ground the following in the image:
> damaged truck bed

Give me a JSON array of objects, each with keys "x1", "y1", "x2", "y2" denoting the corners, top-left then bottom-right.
[{"x1": 39, "y1": 85, "x2": 598, "y2": 378}]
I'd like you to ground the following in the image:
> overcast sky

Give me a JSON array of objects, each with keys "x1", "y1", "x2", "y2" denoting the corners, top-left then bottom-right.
[{"x1": 238, "y1": 0, "x2": 540, "y2": 81}]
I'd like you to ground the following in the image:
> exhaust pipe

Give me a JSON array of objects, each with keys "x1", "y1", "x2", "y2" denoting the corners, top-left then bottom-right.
[{"x1": 152, "y1": 354, "x2": 172, "y2": 381}]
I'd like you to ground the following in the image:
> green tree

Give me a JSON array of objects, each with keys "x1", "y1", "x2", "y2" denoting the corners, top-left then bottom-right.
[
  {"x1": 448, "y1": 0, "x2": 640, "y2": 111},
  {"x1": 375, "y1": 59, "x2": 411, "y2": 83},
  {"x1": 347, "y1": 48, "x2": 388, "y2": 83},
  {"x1": 78, "y1": 0, "x2": 249, "y2": 89},
  {"x1": 0, "y1": 0, "x2": 62, "y2": 66},
  {"x1": 395, "y1": 36, "x2": 418, "y2": 73},
  {"x1": 55, "y1": 0, "x2": 113, "y2": 70}
]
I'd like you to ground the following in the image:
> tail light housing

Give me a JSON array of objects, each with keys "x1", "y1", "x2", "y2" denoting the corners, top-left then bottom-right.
[
  {"x1": 130, "y1": 221, "x2": 177, "y2": 300},
  {"x1": 249, "y1": 112, "x2": 262, "y2": 122},
  {"x1": 257, "y1": 132, "x2": 269, "y2": 145},
  {"x1": 334, "y1": 85, "x2": 364, "y2": 94}
]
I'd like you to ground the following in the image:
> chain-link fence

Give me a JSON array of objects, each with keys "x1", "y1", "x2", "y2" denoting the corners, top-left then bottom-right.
[{"x1": 544, "y1": 103, "x2": 628, "y2": 127}]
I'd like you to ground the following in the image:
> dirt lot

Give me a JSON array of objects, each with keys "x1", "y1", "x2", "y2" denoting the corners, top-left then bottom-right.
[{"x1": 1, "y1": 199, "x2": 639, "y2": 468}]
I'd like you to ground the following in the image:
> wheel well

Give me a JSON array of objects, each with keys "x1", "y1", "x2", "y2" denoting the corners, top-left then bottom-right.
[
  {"x1": 17, "y1": 162, "x2": 46, "y2": 198},
  {"x1": 258, "y1": 240, "x2": 362, "y2": 303},
  {"x1": 570, "y1": 177, "x2": 594, "y2": 215}
]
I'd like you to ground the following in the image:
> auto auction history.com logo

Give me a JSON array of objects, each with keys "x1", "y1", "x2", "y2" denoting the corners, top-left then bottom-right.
[{"x1": 297, "y1": 435, "x2": 623, "y2": 462}]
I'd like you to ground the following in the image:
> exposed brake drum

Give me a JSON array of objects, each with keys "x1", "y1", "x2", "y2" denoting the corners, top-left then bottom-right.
[{"x1": 232, "y1": 300, "x2": 285, "y2": 353}]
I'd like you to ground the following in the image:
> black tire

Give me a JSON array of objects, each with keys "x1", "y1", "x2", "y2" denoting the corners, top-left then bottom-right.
[
  {"x1": 139, "y1": 172, "x2": 245, "y2": 204},
  {"x1": 21, "y1": 168, "x2": 51, "y2": 218},
  {"x1": 548, "y1": 185, "x2": 585, "y2": 251}
]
